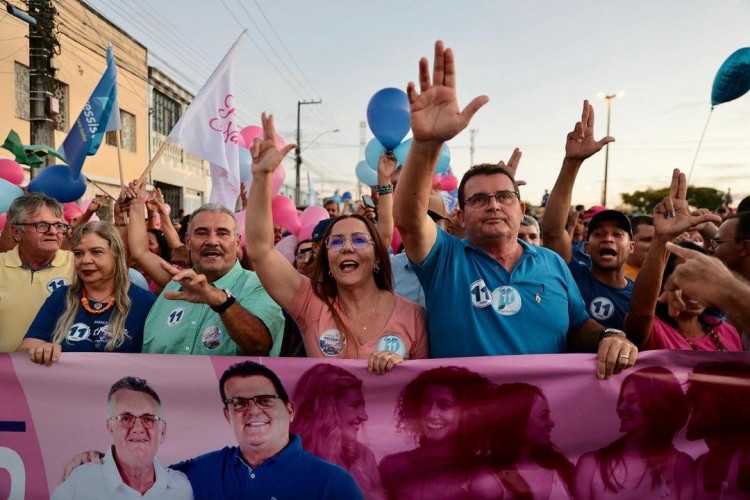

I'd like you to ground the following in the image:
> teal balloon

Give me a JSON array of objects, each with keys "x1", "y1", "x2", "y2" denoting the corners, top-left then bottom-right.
[
  {"x1": 365, "y1": 138, "x2": 385, "y2": 170},
  {"x1": 355, "y1": 160, "x2": 378, "y2": 187},
  {"x1": 712, "y1": 47, "x2": 750, "y2": 107},
  {"x1": 238, "y1": 148, "x2": 252, "y2": 183},
  {"x1": 394, "y1": 139, "x2": 450, "y2": 173},
  {"x1": 0, "y1": 178, "x2": 23, "y2": 213},
  {"x1": 28, "y1": 165, "x2": 87, "y2": 203}
]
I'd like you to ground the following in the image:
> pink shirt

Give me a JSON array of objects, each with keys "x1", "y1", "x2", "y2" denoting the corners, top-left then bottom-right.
[
  {"x1": 644, "y1": 316, "x2": 743, "y2": 351},
  {"x1": 288, "y1": 277, "x2": 429, "y2": 359}
]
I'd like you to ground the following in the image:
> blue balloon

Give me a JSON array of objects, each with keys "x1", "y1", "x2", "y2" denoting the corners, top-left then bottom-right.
[
  {"x1": 28, "y1": 165, "x2": 87, "y2": 203},
  {"x1": 712, "y1": 47, "x2": 750, "y2": 107},
  {"x1": 355, "y1": 160, "x2": 378, "y2": 187},
  {"x1": 394, "y1": 139, "x2": 451, "y2": 173},
  {"x1": 341, "y1": 191, "x2": 352, "y2": 201},
  {"x1": 365, "y1": 138, "x2": 385, "y2": 170},
  {"x1": 238, "y1": 148, "x2": 252, "y2": 183},
  {"x1": 0, "y1": 178, "x2": 23, "y2": 213},
  {"x1": 366, "y1": 88, "x2": 410, "y2": 150}
]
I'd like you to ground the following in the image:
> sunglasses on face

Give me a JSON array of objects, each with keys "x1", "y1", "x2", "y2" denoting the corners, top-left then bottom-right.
[{"x1": 325, "y1": 232, "x2": 373, "y2": 252}]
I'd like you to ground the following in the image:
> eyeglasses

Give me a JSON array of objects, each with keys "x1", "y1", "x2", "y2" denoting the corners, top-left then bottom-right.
[
  {"x1": 325, "y1": 232, "x2": 373, "y2": 252},
  {"x1": 110, "y1": 414, "x2": 164, "y2": 429},
  {"x1": 15, "y1": 222, "x2": 71, "y2": 233},
  {"x1": 224, "y1": 394, "x2": 281, "y2": 412},
  {"x1": 295, "y1": 247, "x2": 314, "y2": 260},
  {"x1": 709, "y1": 237, "x2": 748, "y2": 251},
  {"x1": 465, "y1": 191, "x2": 520, "y2": 208}
]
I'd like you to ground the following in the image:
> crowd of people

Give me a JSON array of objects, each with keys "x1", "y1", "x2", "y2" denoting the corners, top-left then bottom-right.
[{"x1": 2, "y1": 39, "x2": 750, "y2": 498}]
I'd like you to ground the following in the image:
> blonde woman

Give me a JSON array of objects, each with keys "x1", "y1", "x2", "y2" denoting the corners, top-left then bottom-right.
[{"x1": 18, "y1": 222, "x2": 156, "y2": 365}]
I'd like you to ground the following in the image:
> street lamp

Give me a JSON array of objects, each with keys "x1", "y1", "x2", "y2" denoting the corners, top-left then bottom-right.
[
  {"x1": 597, "y1": 91, "x2": 624, "y2": 207},
  {"x1": 303, "y1": 128, "x2": 339, "y2": 151},
  {"x1": 295, "y1": 99, "x2": 322, "y2": 206}
]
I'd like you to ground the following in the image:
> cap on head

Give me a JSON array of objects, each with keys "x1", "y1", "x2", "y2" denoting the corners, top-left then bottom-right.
[
  {"x1": 587, "y1": 209, "x2": 633, "y2": 239},
  {"x1": 582, "y1": 205, "x2": 608, "y2": 220},
  {"x1": 427, "y1": 195, "x2": 450, "y2": 221},
  {"x1": 312, "y1": 218, "x2": 334, "y2": 243}
]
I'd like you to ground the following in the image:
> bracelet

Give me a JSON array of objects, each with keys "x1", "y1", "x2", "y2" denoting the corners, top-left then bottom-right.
[
  {"x1": 376, "y1": 184, "x2": 394, "y2": 195},
  {"x1": 598, "y1": 328, "x2": 627, "y2": 343}
]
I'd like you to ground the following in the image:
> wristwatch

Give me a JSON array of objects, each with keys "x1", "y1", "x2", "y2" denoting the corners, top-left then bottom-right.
[
  {"x1": 210, "y1": 288, "x2": 236, "y2": 314},
  {"x1": 599, "y1": 327, "x2": 626, "y2": 342}
]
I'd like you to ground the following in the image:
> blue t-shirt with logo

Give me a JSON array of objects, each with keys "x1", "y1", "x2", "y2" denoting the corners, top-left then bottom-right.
[
  {"x1": 568, "y1": 259, "x2": 633, "y2": 331},
  {"x1": 413, "y1": 228, "x2": 590, "y2": 357},
  {"x1": 25, "y1": 285, "x2": 156, "y2": 352}
]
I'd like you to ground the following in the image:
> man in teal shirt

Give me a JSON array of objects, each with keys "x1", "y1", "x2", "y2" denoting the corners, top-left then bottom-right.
[{"x1": 141, "y1": 204, "x2": 284, "y2": 356}]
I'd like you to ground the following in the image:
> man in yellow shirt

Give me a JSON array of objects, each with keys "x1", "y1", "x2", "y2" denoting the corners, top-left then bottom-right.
[{"x1": 0, "y1": 193, "x2": 74, "y2": 352}]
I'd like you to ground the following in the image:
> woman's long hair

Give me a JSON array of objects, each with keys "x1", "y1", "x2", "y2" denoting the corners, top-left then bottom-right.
[
  {"x1": 309, "y1": 215, "x2": 393, "y2": 354},
  {"x1": 147, "y1": 228, "x2": 170, "y2": 261},
  {"x1": 595, "y1": 366, "x2": 689, "y2": 493},
  {"x1": 474, "y1": 383, "x2": 573, "y2": 499},
  {"x1": 51, "y1": 222, "x2": 132, "y2": 351},
  {"x1": 291, "y1": 364, "x2": 365, "y2": 469}
]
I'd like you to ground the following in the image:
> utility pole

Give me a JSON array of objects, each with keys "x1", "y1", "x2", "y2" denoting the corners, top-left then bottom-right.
[
  {"x1": 469, "y1": 128, "x2": 477, "y2": 167},
  {"x1": 27, "y1": 0, "x2": 59, "y2": 177},
  {"x1": 295, "y1": 99, "x2": 321, "y2": 206}
]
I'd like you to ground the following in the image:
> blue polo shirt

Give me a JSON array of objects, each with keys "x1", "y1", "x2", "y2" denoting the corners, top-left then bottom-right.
[
  {"x1": 413, "y1": 228, "x2": 590, "y2": 357},
  {"x1": 25, "y1": 285, "x2": 156, "y2": 352},
  {"x1": 171, "y1": 434, "x2": 363, "y2": 499},
  {"x1": 568, "y1": 259, "x2": 633, "y2": 330}
]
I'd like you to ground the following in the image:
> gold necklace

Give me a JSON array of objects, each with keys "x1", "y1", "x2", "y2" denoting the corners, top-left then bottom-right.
[{"x1": 677, "y1": 325, "x2": 726, "y2": 352}]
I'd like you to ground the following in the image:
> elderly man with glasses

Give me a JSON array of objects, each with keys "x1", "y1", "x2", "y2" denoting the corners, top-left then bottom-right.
[
  {"x1": 393, "y1": 41, "x2": 638, "y2": 379},
  {"x1": 52, "y1": 377, "x2": 192, "y2": 499},
  {"x1": 0, "y1": 193, "x2": 75, "y2": 352}
]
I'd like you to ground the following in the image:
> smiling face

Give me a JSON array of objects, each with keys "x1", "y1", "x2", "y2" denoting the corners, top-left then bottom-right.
[
  {"x1": 13, "y1": 206, "x2": 66, "y2": 257},
  {"x1": 107, "y1": 389, "x2": 165, "y2": 469},
  {"x1": 325, "y1": 218, "x2": 378, "y2": 287},
  {"x1": 616, "y1": 381, "x2": 647, "y2": 434},
  {"x1": 419, "y1": 385, "x2": 460, "y2": 443},
  {"x1": 335, "y1": 388, "x2": 368, "y2": 443},
  {"x1": 147, "y1": 232, "x2": 161, "y2": 255},
  {"x1": 222, "y1": 375, "x2": 293, "y2": 460},
  {"x1": 185, "y1": 211, "x2": 239, "y2": 281},
  {"x1": 524, "y1": 395, "x2": 554, "y2": 446},
  {"x1": 73, "y1": 233, "x2": 116, "y2": 288},
  {"x1": 457, "y1": 173, "x2": 525, "y2": 246},
  {"x1": 586, "y1": 221, "x2": 634, "y2": 272}
]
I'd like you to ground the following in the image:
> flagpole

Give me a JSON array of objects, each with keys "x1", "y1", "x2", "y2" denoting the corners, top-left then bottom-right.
[
  {"x1": 115, "y1": 131, "x2": 125, "y2": 188},
  {"x1": 82, "y1": 176, "x2": 118, "y2": 201},
  {"x1": 137, "y1": 140, "x2": 169, "y2": 185}
]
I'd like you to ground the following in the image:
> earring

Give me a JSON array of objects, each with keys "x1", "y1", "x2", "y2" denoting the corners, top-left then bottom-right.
[
  {"x1": 373, "y1": 265, "x2": 380, "y2": 273},
  {"x1": 328, "y1": 270, "x2": 333, "y2": 277}
]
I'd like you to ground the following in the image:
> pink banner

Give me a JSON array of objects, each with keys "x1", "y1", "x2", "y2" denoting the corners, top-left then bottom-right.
[{"x1": 1, "y1": 351, "x2": 749, "y2": 499}]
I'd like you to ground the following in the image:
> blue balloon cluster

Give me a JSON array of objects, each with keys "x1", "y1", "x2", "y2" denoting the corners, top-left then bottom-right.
[
  {"x1": 355, "y1": 160, "x2": 378, "y2": 187},
  {"x1": 367, "y1": 88, "x2": 410, "y2": 150},
  {"x1": 393, "y1": 139, "x2": 451, "y2": 174},
  {"x1": 28, "y1": 165, "x2": 87, "y2": 203},
  {"x1": 0, "y1": 178, "x2": 23, "y2": 213}
]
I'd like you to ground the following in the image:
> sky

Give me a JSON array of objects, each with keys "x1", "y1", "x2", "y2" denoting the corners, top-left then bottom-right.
[{"x1": 82, "y1": 0, "x2": 750, "y2": 209}]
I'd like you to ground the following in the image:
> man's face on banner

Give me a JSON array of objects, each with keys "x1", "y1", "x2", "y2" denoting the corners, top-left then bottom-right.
[
  {"x1": 223, "y1": 375, "x2": 294, "y2": 452},
  {"x1": 107, "y1": 389, "x2": 165, "y2": 468},
  {"x1": 419, "y1": 385, "x2": 460, "y2": 443}
]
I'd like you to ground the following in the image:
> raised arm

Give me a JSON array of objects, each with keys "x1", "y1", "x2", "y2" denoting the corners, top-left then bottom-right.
[
  {"x1": 393, "y1": 40, "x2": 488, "y2": 264},
  {"x1": 374, "y1": 153, "x2": 397, "y2": 250},
  {"x1": 148, "y1": 188, "x2": 182, "y2": 250},
  {"x1": 625, "y1": 170, "x2": 722, "y2": 346},
  {"x1": 542, "y1": 101, "x2": 614, "y2": 263},
  {"x1": 127, "y1": 181, "x2": 172, "y2": 287},
  {"x1": 245, "y1": 113, "x2": 301, "y2": 310}
]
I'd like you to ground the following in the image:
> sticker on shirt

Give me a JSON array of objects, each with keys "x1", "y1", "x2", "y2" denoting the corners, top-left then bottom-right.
[
  {"x1": 589, "y1": 297, "x2": 614, "y2": 321},
  {"x1": 491, "y1": 286, "x2": 522, "y2": 316},
  {"x1": 319, "y1": 329, "x2": 347, "y2": 357},
  {"x1": 376, "y1": 334, "x2": 406, "y2": 358},
  {"x1": 201, "y1": 325, "x2": 223, "y2": 350},
  {"x1": 92, "y1": 324, "x2": 119, "y2": 350},
  {"x1": 46, "y1": 278, "x2": 69, "y2": 293},
  {"x1": 66, "y1": 323, "x2": 91, "y2": 342},
  {"x1": 166, "y1": 307, "x2": 186, "y2": 327},
  {"x1": 470, "y1": 279, "x2": 492, "y2": 308}
]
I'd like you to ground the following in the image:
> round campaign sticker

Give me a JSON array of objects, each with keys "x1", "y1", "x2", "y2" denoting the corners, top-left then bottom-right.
[
  {"x1": 470, "y1": 279, "x2": 492, "y2": 308},
  {"x1": 491, "y1": 286, "x2": 522, "y2": 316},
  {"x1": 166, "y1": 307, "x2": 185, "y2": 327},
  {"x1": 201, "y1": 325, "x2": 223, "y2": 350},
  {"x1": 589, "y1": 297, "x2": 615, "y2": 321},
  {"x1": 376, "y1": 334, "x2": 406, "y2": 357},
  {"x1": 92, "y1": 325, "x2": 113, "y2": 350},
  {"x1": 46, "y1": 278, "x2": 69, "y2": 293},
  {"x1": 318, "y1": 329, "x2": 346, "y2": 357},
  {"x1": 66, "y1": 323, "x2": 91, "y2": 342}
]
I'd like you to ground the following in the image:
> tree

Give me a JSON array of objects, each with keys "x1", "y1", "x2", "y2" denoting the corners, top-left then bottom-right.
[{"x1": 620, "y1": 186, "x2": 726, "y2": 214}]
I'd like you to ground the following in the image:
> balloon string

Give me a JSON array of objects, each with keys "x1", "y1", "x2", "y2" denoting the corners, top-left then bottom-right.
[{"x1": 687, "y1": 107, "x2": 713, "y2": 184}]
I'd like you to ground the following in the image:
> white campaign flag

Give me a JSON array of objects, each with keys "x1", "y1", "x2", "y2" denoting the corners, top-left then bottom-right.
[{"x1": 168, "y1": 31, "x2": 247, "y2": 210}]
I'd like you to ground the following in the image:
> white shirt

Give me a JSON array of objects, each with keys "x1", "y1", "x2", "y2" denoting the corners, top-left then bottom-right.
[{"x1": 51, "y1": 448, "x2": 193, "y2": 500}]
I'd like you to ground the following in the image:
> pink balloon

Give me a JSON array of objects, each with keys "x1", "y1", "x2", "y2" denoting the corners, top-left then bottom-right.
[
  {"x1": 0, "y1": 158, "x2": 25, "y2": 186},
  {"x1": 272, "y1": 165, "x2": 286, "y2": 194},
  {"x1": 391, "y1": 226, "x2": 403, "y2": 254},
  {"x1": 239, "y1": 126, "x2": 263, "y2": 149},
  {"x1": 163, "y1": 203, "x2": 171, "y2": 216},
  {"x1": 271, "y1": 195, "x2": 301, "y2": 235},
  {"x1": 275, "y1": 234, "x2": 298, "y2": 264},
  {"x1": 297, "y1": 222, "x2": 317, "y2": 242},
  {"x1": 441, "y1": 173, "x2": 458, "y2": 191},
  {"x1": 0, "y1": 212, "x2": 7, "y2": 231},
  {"x1": 63, "y1": 202, "x2": 83, "y2": 223},
  {"x1": 234, "y1": 209, "x2": 247, "y2": 243},
  {"x1": 299, "y1": 205, "x2": 329, "y2": 228},
  {"x1": 431, "y1": 174, "x2": 443, "y2": 189}
]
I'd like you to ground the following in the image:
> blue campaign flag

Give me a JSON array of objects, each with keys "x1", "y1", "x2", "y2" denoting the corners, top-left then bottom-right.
[{"x1": 58, "y1": 44, "x2": 120, "y2": 177}]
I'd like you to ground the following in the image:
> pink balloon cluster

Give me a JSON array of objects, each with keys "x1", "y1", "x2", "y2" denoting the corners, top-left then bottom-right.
[
  {"x1": 432, "y1": 172, "x2": 458, "y2": 192},
  {"x1": 0, "y1": 158, "x2": 25, "y2": 186},
  {"x1": 238, "y1": 125, "x2": 286, "y2": 194}
]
